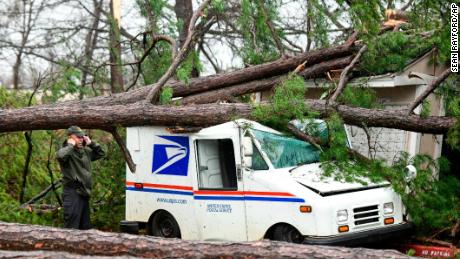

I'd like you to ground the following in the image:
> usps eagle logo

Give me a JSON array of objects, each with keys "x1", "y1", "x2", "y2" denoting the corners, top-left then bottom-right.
[{"x1": 152, "y1": 136, "x2": 189, "y2": 176}]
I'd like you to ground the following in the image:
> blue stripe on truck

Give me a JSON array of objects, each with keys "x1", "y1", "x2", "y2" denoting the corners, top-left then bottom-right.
[
  {"x1": 126, "y1": 187, "x2": 305, "y2": 202},
  {"x1": 194, "y1": 196, "x2": 305, "y2": 202}
]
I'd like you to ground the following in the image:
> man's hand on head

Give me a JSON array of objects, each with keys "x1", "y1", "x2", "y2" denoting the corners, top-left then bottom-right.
[
  {"x1": 83, "y1": 136, "x2": 92, "y2": 146},
  {"x1": 67, "y1": 138, "x2": 76, "y2": 146}
]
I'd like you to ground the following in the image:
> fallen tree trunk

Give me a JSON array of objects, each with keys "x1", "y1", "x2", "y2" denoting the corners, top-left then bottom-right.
[
  {"x1": 0, "y1": 100, "x2": 454, "y2": 134},
  {"x1": 0, "y1": 222, "x2": 410, "y2": 258},
  {"x1": 170, "y1": 44, "x2": 353, "y2": 97},
  {"x1": 181, "y1": 56, "x2": 354, "y2": 104},
  {"x1": 32, "y1": 43, "x2": 354, "y2": 110}
]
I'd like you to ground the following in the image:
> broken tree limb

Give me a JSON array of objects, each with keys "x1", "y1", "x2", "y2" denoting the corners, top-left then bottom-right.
[
  {"x1": 406, "y1": 68, "x2": 452, "y2": 115},
  {"x1": 171, "y1": 43, "x2": 354, "y2": 97},
  {"x1": 287, "y1": 122, "x2": 370, "y2": 163},
  {"x1": 21, "y1": 180, "x2": 62, "y2": 207},
  {"x1": 181, "y1": 56, "x2": 354, "y2": 104},
  {"x1": 0, "y1": 100, "x2": 455, "y2": 134},
  {"x1": 46, "y1": 135, "x2": 62, "y2": 206},
  {"x1": 287, "y1": 122, "x2": 323, "y2": 150},
  {"x1": 107, "y1": 127, "x2": 136, "y2": 173},
  {"x1": 299, "y1": 55, "x2": 353, "y2": 79},
  {"x1": 329, "y1": 45, "x2": 367, "y2": 102},
  {"x1": 181, "y1": 76, "x2": 282, "y2": 104},
  {"x1": 0, "y1": 222, "x2": 411, "y2": 258}
]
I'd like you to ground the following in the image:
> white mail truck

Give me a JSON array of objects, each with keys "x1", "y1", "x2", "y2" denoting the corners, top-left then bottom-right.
[{"x1": 120, "y1": 119, "x2": 412, "y2": 245}]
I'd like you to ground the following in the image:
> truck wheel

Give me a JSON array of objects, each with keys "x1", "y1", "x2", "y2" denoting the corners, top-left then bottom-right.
[
  {"x1": 272, "y1": 224, "x2": 303, "y2": 243},
  {"x1": 151, "y1": 211, "x2": 181, "y2": 238}
]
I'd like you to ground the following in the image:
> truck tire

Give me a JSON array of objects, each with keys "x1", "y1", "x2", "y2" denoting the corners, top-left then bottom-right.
[
  {"x1": 272, "y1": 224, "x2": 303, "y2": 243},
  {"x1": 151, "y1": 211, "x2": 181, "y2": 238}
]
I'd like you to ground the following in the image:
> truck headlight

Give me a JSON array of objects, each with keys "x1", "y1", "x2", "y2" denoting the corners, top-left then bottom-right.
[
  {"x1": 384, "y1": 202, "x2": 394, "y2": 215},
  {"x1": 337, "y1": 209, "x2": 348, "y2": 222}
]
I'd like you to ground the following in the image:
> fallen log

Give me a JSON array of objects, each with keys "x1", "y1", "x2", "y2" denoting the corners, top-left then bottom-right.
[
  {"x1": 0, "y1": 100, "x2": 454, "y2": 134},
  {"x1": 32, "y1": 43, "x2": 354, "y2": 110},
  {"x1": 170, "y1": 44, "x2": 353, "y2": 97},
  {"x1": 0, "y1": 222, "x2": 411, "y2": 258},
  {"x1": 180, "y1": 56, "x2": 354, "y2": 104}
]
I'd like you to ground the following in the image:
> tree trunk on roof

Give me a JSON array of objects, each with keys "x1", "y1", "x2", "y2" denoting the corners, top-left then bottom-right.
[{"x1": 0, "y1": 222, "x2": 411, "y2": 258}]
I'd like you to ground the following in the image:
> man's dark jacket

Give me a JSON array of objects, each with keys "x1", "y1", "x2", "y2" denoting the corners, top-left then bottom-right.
[{"x1": 57, "y1": 142, "x2": 105, "y2": 197}]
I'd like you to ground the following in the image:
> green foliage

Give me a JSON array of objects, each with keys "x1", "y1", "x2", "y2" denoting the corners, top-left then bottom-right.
[
  {"x1": 41, "y1": 65, "x2": 88, "y2": 103},
  {"x1": 252, "y1": 74, "x2": 318, "y2": 131},
  {"x1": 420, "y1": 100, "x2": 431, "y2": 118},
  {"x1": 438, "y1": 76, "x2": 460, "y2": 150},
  {"x1": 346, "y1": 0, "x2": 381, "y2": 35},
  {"x1": 406, "y1": 249, "x2": 416, "y2": 256},
  {"x1": 142, "y1": 41, "x2": 173, "y2": 85},
  {"x1": 211, "y1": 0, "x2": 225, "y2": 13},
  {"x1": 159, "y1": 86, "x2": 173, "y2": 104},
  {"x1": 176, "y1": 51, "x2": 203, "y2": 84},
  {"x1": 361, "y1": 32, "x2": 433, "y2": 74},
  {"x1": 238, "y1": 0, "x2": 280, "y2": 65},
  {"x1": 0, "y1": 88, "x2": 125, "y2": 231},
  {"x1": 392, "y1": 155, "x2": 460, "y2": 232},
  {"x1": 447, "y1": 96, "x2": 460, "y2": 150},
  {"x1": 89, "y1": 129, "x2": 126, "y2": 230},
  {"x1": 136, "y1": 0, "x2": 166, "y2": 29},
  {"x1": 337, "y1": 85, "x2": 381, "y2": 109},
  {"x1": 309, "y1": 0, "x2": 331, "y2": 48}
]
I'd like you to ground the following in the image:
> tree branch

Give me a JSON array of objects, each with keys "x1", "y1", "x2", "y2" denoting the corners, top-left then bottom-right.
[
  {"x1": 406, "y1": 68, "x2": 451, "y2": 115},
  {"x1": 146, "y1": 0, "x2": 213, "y2": 104},
  {"x1": 329, "y1": 45, "x2": 367, "y2": 102},
  {"x1": 259, "y1": 0, "x2": 284, "y2": 56},
  {"x1": 20, "y1": 180, "x2": 62, "y2": 208},
  {"x1": 401, "y1": 0, "x2": 415, "y2": 11},
  {"x1": 46, "y1": 134, "x2": 62, "y2": 206},
  {"x1": 107, "y1": 127, "x2": 136, "y2": 173},
  {"x1": 287, "y1": 122, "x2": 323, "y2": 150}
]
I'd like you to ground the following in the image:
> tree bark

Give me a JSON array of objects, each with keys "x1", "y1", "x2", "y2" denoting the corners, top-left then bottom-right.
[
  {"x1": 0, "y1": 222, "x2": 411, "y2": 258},
  {"x1": 329, "y1": 45, "x2": 367, "y2": 102},
  {"x1": 406, "y1": 68, "x2": 452, "y2": 115},
  {"x1": 27, "y1": 44, "x2": 354, "y2": 110},
  {"x1": 0, "y1": 100, "x2": 454, "y2": 134},
  {"x1": 180, "y1": 56, "x2": 354, "y2": 104},
  {"x1": 109, "y1": 0, "x2": 124, "y2": 93},
  {"x1": 171, "y1": 43, "x2": 353, "y2": 97}
]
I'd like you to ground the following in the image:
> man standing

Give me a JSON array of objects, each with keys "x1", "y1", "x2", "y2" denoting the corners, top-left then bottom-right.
[{"x1": 57, "y1": 126, "x2": 105, "y2": 230}]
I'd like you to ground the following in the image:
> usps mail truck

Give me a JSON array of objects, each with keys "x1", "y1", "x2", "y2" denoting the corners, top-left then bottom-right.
[{"x1": 121, "y1": 119, "x2": 412, "y2": 245}]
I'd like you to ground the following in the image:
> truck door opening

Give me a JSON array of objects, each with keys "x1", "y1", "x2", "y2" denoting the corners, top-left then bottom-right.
[{"x1": 196, "y1": 139, "x2": 237, "y2": 190}]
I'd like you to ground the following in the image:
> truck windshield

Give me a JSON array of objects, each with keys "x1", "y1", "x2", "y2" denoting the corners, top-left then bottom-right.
[{"x1": 252, "y1": 129, "x2": 320, "y2": 169}]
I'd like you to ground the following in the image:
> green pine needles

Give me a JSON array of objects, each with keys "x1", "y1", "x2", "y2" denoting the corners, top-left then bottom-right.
[{"x1": 252, "y1": 74, "x2": 318, "y2": 130}]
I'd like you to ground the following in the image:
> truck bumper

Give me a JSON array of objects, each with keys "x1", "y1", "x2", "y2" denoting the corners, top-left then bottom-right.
[
  {"x1": 119, "y1": 220, "x2": 139, "y2": 234},
  {"x1": 302, "y1": 222, "x2": 413, "y2": 246}
]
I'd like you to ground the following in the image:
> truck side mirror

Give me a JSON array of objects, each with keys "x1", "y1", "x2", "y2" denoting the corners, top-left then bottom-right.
[
  {"x1": 243, "y1": 137, "x2": 253, "y2": 156},
  {"x1": 404, "y1": 165, "x2": 417, "y2": 182},
  {"x1": 243, "y1": 157, "x2": 252, "y2": 168},
  {"x1": 242, "y1": 137, "x2": 253, "y2": 168}
]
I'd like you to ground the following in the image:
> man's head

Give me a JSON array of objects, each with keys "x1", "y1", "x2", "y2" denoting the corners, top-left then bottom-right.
[{"x1": 67, "y1": 126, "x2": 86, "y2": 148}]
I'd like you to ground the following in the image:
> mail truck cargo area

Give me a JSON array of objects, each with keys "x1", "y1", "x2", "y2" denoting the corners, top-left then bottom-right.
[{"x1": 121, "y1": 119, "x2": 412, "y2": 245}]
